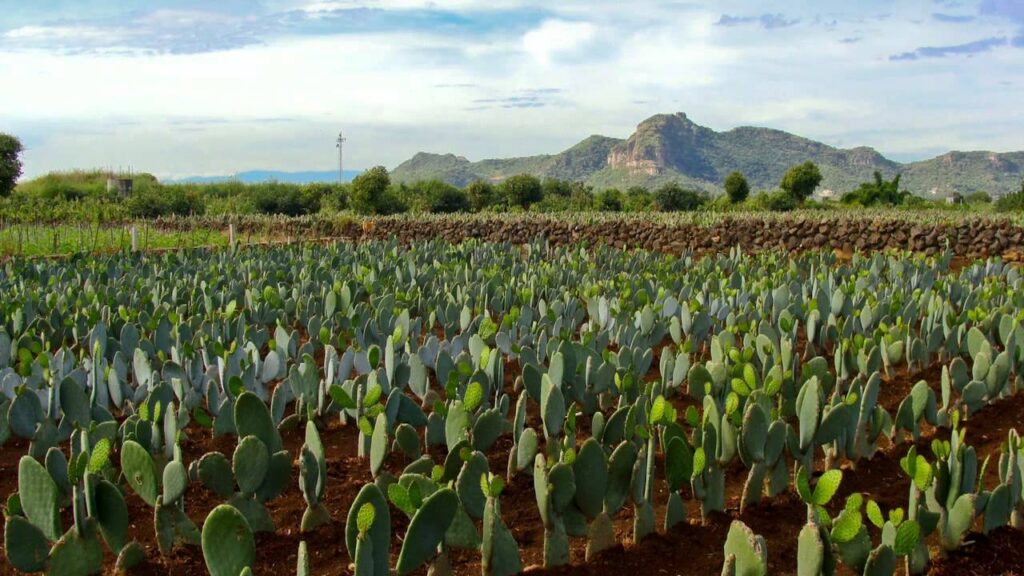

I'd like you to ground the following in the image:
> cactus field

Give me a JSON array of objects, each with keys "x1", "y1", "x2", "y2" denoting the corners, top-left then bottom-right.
[{"x1": 4, "y1": 239, "x2": 1024, "y2": 575}]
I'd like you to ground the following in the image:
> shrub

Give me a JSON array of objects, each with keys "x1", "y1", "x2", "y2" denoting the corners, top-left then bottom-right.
[
  {"x1": 351, "y1": 166, "x2": 391, "y2": 215},
  {"x1": 624, "y1": 186, "x2": 654, "y2": 212},
  {"x1": 466, "y1": 180, "x2": 499, "y2": 211},
  {"x1": 500, "y1": 174, "x2": 544, "y2": 209},
  {"x1": 780, "y1": 162, "x2": 822, "y2": 203},
  {"x1": 426, "y1": 181, "x2": 470, "y2": 213},
  {"x1": 840, "y1": 172, "x2": 909, "y2": 207},
  {"x1": 654, "y1": 183, "x2": 706, "y2": 212},
  {"x1": 753, "y1": 190, "x2": 797, "y2": 212},
  {"x1": 964, "y1": 191, "x2": 992, "y2": 205},
  {"x1": 0, "y1": 133, "x2": 23, "y2": 198},
  {"x1": 595, "y1": 188, "x2": 624, "y2": 211},
  {"x1": 996, "y1": 180, "x2": 1024, "y2": 212},
  {"x1": 724, "y1": 172, "x2": 750, "y2": 203},
  {"x1": 541, "y1": 178, "x2": 574, "y2": 198}
]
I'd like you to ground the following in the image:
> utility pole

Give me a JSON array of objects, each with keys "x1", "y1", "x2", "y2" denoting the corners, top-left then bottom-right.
[{"x1": 336, "y1": 131, "x2": 347, "y2": 182}]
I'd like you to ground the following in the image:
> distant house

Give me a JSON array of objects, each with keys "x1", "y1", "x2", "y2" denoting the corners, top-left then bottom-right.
[
  {"x1": 946, "y1": 192, "x2": 963, "y2": 205},
  {"x1": 818, "y1": 189, "x2": 835, "y2": 200}
]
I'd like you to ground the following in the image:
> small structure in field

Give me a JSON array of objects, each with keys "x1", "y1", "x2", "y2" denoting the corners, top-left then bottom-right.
[{"x1": 106, "y1": 169, "x2": 134, "y2": 198}]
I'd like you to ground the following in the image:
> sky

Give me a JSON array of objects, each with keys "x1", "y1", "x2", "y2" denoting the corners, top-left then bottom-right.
[{"x1": 1, "y1": 0, "x2": 1023, "y2": 180}]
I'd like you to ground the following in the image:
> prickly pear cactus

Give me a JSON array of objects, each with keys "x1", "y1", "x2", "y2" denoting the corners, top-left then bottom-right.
[{"x1": 201, "y1": 504, "x2": 255, "y2": 576}]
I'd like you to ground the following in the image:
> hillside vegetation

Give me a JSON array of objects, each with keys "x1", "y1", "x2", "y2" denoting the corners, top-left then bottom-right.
[{"x1": 392, "y1": 112, "x2": 1024, "y2": 196}]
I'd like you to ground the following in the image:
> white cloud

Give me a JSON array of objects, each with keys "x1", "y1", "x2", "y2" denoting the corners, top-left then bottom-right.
[
  {"x1": 522, "y1": 19, "x2": 597, "y2": 65},
  {"x1": 4, "y1": 0, "x2": 1024, "y2": 180}
]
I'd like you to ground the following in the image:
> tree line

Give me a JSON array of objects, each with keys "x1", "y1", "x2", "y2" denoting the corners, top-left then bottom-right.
[{"x1": 3, "y1": 131, "x2": 1021, "y2": 219}]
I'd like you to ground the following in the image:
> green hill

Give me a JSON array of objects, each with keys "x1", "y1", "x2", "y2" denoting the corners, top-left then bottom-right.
[{"x1": 391, "y1": 112, "x2": 1023, "y2": 196}]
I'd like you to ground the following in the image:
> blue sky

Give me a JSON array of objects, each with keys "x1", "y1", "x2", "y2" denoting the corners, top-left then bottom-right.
[{"x1": 1, "y1": 0, "x2": 1022, "y2": 179}]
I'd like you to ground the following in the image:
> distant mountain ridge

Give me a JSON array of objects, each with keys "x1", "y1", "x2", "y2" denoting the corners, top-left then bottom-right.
[
  {"x1": 170, "y1": 169, "x2": 360, "y2": 185},
  {"x1": 391, "y1": 113, "x2": 1024, "y2": 196}
]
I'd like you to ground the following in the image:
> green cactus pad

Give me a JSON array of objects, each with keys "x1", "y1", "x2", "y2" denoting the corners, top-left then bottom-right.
[
  {"x1": 472, "y1": 408, "x2": 504, "y2": 452},
  {"x1": 586, "y1": 511, "x2": 616, "y2": 562},
  {"x1": 862, "y1": 544, "x2": 896, "y2": 576},
  {"x1": 516, "y1": 428, "x2": 538, "y2": 472},
  {"x1": 47, "y1": 523, "x2": 104, "y2": 576},
  {"x1": 572, "y1": 438, "x2": 608, "y2": 519},
  {"x1": 198, "y1": 452, "x2": 235, "y2": 499},
  {"x1": 456, "y1": 451, "x2": 489, "y2": 520},
  {"x1": 354, "y1": 532, "x2": 375, "y2": 576},
  {"x1": 114, "y1": 541, "x2": 146, "y2": 572},
  {"x1": 121, "y1": 440, "x2": 158, "y2": 508},
  {"x1": 202, "y1": 504, "x2": 255, "y2": 576},
  {"x1": 155, "y1": 497, "x2": 201, "y2": 554},
  {"x1": 235, "y1": 391, "x2": 282, "y2": 453},
  {"x1": 345, "y1": 484, "x2": 391, "y2": 576},
  {"x1": 482, "y1": 498, "x2": 522, "y2": 576},
  {"x1": 722, "y1": 520, "x2": 767, "y2": 576},
  {"x1": 4, "y1": 515, "x2": 50, "y2": 572},
  {"x1": 162, "y1": 460, "x2": 188, "y2": 504},
  {"x1": 797, "y1": 523, "x2": 823, "y2": 576},
  {"x1": 227, "y1": 494, "x2": 276, "y2": 533},
  {"x1": 18, "y1": 455, "x2": 61, "y2": 541},
  {"x1": 605, "y1": 441, "x2": 638, "y2": 515},
  {"x1": 233, "y1": 435, "x2": 270, "y2": 495},
  {"x1": 396, "y1": 488, "x2": 459, "y2": 575},
  {"x1": 395, "y1": 423, "x2": 422, "y2": 459},
  {"x1": 255, "y1": 450, "x2": 291, "y2": 502},
  {"x1": 9, "y1": 391, "x2": 43, "y2": 439},
  {"x1": 94, "y1": 479, "x2": 129, "y2": 553},
  {"x1": 370, "y1": 413, "x2": 388, "y2": 478},
  {"x1": 444, "y1": 503, "x2": 481, "y2": 550},
  {"x1": 59, "y1": 378, "x2": 91, "y2": 428}
]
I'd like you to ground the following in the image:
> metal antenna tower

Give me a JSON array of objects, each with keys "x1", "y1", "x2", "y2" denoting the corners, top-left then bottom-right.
[{"x1": 336, "y1": 131, "x2": 347, "y2": 182}]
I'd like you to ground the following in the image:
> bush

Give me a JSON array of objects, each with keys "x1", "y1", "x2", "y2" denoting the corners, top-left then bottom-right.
[
  {"x1": 594, "y1": 188, "x2": 624, "y2": 211},
  {"x1": 964, "y1": 191, "x2": 992, "y2": 205},
  {"x1": 753, "y1": 190, "x2": 797, "y2": 212},
  {"x1": 127, "y1": 186, "x2": 205, "y2": 218},
  {"x1": 724, "y1": 172, "x2": 750, "y2": 203},
  {"x1": 500, "y1": 174, "x2": 544, "y2": 209},
  {"x1": 654, "y1": 182, "x2": 706, "y2": 212},
  {"x1": 624, "y1": 186, "x2": 654, "y2": 212},
  {"x1": 534, "y1": 189, "x2": 594, "y2": 212},
  {"x1": 0, "y1": 133, "x2": 23, "y2": 198},
  {"x1": 252, "y1": 182, "x2": 320, "y2": 216},
  {"x1": 425, "y1": 181, "x2": 470, "y2": 213},
  {"x1": 303, "y1": 182, "x2": 348, "y2": 211},
  {"x1": 351, "y1": 166, "x2": 391, "y2": 215},
  {"x1": 780, "y1": 162, "x2": 822, "y2": 203},
  {"x1": 466, "y1": 180, "x2": 499, "y2": 211},
  {"x1": 541, "y1": 178, "x2": 573, "y2": 198},
  {"x1": 996, "y1": 180, "x2": 1024, "y2": 212},
  {"x1": 376, "y1": 187, "x2": 408, "y2": 215},
  {"x1": 840, "y1": 172, "x2": 909, "y2": 207}
]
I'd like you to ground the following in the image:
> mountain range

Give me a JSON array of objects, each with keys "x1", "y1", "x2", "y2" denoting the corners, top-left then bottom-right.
[
  {"x1": 391, "y1": 113, "x2": 1024, "y2": 197},
  {"x1": 170, "y1": 169, "x2": 359, "y2": 185}
]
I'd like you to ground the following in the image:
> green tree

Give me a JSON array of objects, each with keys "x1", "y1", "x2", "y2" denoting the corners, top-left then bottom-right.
[
  {"x1": 541, "y1": 177, "x2": 573, "y2": 198},
  {"x1": 0, "y1": 133, "x2": 24, "y2": 197},
  {"x1": 840, "y1": 172, "x2": 908, "y2": 207},
  {"x1": 466, "y1": 180, "x2": 498, "y2": 211},
  {"x1": 654, "y1": 182, "x2": 706, "y2": 212},
  {"x1": 624, "y1": 186, "x2": 654, "y2": 212},
  {"x1": 964, "y1": 191, "x2": 992, "y2": 205},
  {"x1": 995, "y1": 179, "x2": 1024, "y2": 212},
  {"x1": 424, "y1": 181, "x2": 470, "y2": 213},
  {"x1": 780, "y1": 161, "x2": 822, "y2": 203},
  {"x1": 350, "y1": 166, "x2": 391, "y2": 215},
  {"x1": 500, "y1": 174, "x2": 543, "y2": 209},
  {"x1": 595, "y1": 188, "x2": 624, "y2": 211},
  {"x1": 723, "y1": 171, "x2": 750, "y2": 203}
]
